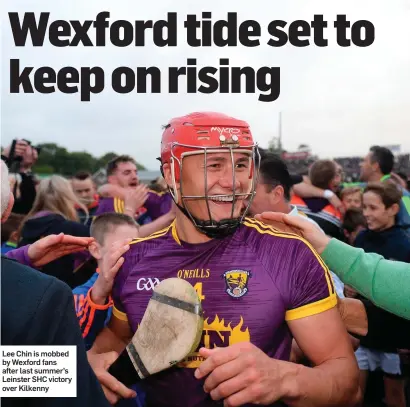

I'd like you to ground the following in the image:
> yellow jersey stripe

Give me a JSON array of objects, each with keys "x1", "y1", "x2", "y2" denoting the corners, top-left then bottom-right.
[
  {"x1": 113, "y1": 306, "x2": 128, "y2": 322},
  {"x1": 129, "y1": 225, "x2": 171, "y2": 245},
  {"x1": 114, "y1": 197, "x2": 122, "y2": 213},
  {"x1": 148, "y1": 189, "x2": 167, "y2": 196},
  {"x1": 285, "y1": 294, "x2": 337, "y2": 321},
  {"x1": 171, "y1": 220, "x2": 181, "y2": 246},
  {"x1": 244, "y1": 217, "x2": 297, "y2": 236},
  {"x1": 243, "y1": 220, "x2": 334, "y2": 297}
]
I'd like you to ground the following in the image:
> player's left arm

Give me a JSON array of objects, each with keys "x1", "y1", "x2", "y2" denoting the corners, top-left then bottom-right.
[
  {"x1": 283, "y1": 307, "x2": 360, "y2": 406},
  {"x1": 281, "y1": 241, "x2": 360, "y2": 407}
]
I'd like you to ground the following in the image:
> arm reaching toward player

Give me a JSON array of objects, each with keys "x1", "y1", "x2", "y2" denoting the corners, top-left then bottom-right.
[{"x1": 255, "y1": 212, "x2": 410, "y2": 320}]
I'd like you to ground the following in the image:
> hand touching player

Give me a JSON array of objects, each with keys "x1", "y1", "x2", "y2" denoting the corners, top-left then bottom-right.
[
  {"x1": 194, "y1": 342, "x2": 293, "y2": 406},
  {"x1": 255, "y1": 212, "x2": 331, "y2": 254},
  {"x1": 90, "y1": 239, "x2": 132, "y2": 305}
]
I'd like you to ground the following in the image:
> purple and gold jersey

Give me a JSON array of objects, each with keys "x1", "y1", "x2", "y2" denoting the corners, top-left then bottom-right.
[
  {"x1": 112, "y1": 218, "x2": 337, "y2": 407},
  {"x1": 96, "y1": 190, "x2": 172, "y2": 221}
]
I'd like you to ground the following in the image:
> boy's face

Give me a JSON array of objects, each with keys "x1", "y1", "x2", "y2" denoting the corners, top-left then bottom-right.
[
  {"x1": 342, "y1": 192, "x2": 362, "y2": 210},
  {"x1": 363, "y1": 191, "x2": 398, "y2": 231},
  {"x1": 92, "y1": 224, "x2": 139, "y2": 260}
]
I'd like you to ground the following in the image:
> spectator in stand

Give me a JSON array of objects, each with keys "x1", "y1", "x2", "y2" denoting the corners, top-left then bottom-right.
[
  {"x1": 16, "y1": 175, "x2": 92, "y2": 288},
  {"x1": 341, "y1": 187, "x2": 363, "y2": 211},
  {"x1": 291, "y1": 159, "x2": 345, "y2": 240},
  {"x1": 1, "y1": 139, "x2": 39, "y2": 215},
  {"x1": 72, "y1": 171, "x2": 100, "y2": 227}
]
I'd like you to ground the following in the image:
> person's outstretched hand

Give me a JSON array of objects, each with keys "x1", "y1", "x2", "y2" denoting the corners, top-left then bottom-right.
[{"x1": 27, "y1": 233, "x2": 94, "y2": 267}]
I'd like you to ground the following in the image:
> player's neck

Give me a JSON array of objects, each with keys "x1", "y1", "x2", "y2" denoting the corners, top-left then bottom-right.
[
  {"x1": 273, "y1": 201, "x2": 292, "y2": 215},
  {"x1": 368, "y1": 171, "x2": 383, "y2": 182},
  {"x1": 175, "y1": 213, "x2": 213, "y2": 244}
]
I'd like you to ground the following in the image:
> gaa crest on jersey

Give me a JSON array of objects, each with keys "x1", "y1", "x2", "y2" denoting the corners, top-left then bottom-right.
[{"x1": 222, "y1": 270, "x2": 251, "y2": 298}]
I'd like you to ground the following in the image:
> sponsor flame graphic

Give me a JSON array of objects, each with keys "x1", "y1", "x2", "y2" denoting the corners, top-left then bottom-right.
[{"x1": 178, "y1": 314, "x2": 250, "y2": 368}]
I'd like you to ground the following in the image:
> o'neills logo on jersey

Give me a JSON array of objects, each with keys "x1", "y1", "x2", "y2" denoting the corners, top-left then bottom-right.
[
  {"x1": 178, "y1": 315, "x2": 250, "y2": 369},
  {"x1": 210, "y1": 127, "x2": 241, "y2": 135},
  {"x1": 222, "y1": 269, "x2": 251, "y2": 298}
]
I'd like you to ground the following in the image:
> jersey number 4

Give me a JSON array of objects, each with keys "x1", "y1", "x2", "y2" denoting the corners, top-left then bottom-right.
[{"x1": 194, "y1": 282, "x2": 205, "y2": 302}]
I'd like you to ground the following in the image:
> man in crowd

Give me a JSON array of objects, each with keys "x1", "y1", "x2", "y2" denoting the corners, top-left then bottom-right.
[
  {"x1": 89, "y1": 112, "x2": 360, "y2": 407},
  {"x1": 71, "y1": 171, "x2": 100, "y2": 227},
  {"x1": 96, "y1": 155, "x2": 174, "y2": 227},
  {"x1": 249, "y1": 150, "x2": 345, "y2": 297},
  {"x1": 1, "y1": 139, "x2": 39, "y2": 215},
  {"x1": 291, "y1": 159, "x2": 344, "y2": 240}
]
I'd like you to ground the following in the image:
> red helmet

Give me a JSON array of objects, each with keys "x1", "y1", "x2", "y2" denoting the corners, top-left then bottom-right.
[
  {"x1": 161, "y1": 112, "x2": 255, "y2": 179},
  {"x1": 160, "y1": 112, "x2": 259, "y2": 238}
]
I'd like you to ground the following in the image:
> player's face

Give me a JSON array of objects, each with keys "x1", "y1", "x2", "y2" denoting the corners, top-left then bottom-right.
[
  {"x1": 360, "y1": 152, "x2": 374, "y2": 181},
  {"x1": 363, "y1": 191, "x2": 397, "y2": 231},
  {"x1": 100, "y1": 224, "x2": 139, "y2": 255},
  {"x1": 180, "y1": 152, "x2": 252, "y2": 222},
  {"x1": 72, "y1": 178, "x2": 95, "y2": 205},
  {"x1": 342, "y1": 192, "x2": 362, "y2": 210},
  {"x1": 113, "y1": 162, "x2": 139, "y2": 188}
]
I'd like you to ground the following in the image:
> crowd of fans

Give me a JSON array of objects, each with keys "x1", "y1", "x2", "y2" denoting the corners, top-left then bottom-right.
[
  {"x1": 283, "y1": 153, "x2": 410, "y2": 187},
  {"x1": 1, "y1": 128, "x2": 409, "y2": 407}
]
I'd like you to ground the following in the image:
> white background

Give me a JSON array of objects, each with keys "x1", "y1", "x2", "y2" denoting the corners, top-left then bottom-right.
[{"x1": 2, "y1": 0, "x2": 410, "y2": 168}]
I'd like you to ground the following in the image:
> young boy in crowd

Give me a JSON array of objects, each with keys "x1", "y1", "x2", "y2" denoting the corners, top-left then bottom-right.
[
  {"x1": 341, "y1": 186, "x2": 363, "y2": 211},
  {"x1": 73, "y1": 212, "x2": 143, "y2": 406},
  {"x1": 342, "y1": 208, "x2": 367, "y2": 246},
  {"x1": 1, "y1": 213, "x2": 24, "y2": 254},
  {"x1": 354, "y1": 182, "x2": 410, "y2": 407},
  {"x1": 73, "y1": 213, "x2": 138, "y2": 349}
]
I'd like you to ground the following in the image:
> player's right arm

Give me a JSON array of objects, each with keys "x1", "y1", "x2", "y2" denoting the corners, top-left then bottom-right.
[
  {"x1": 87, "y1": 315, "x2": 135, "y2": 404},
  {"x1": 89, "y1": 314, "x2": 132, "y2": 355}
]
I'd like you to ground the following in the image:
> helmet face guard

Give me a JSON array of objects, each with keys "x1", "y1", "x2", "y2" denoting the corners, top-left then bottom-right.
[{"x1": 168, "y1": 140, "x2": 260, "y2": 238}]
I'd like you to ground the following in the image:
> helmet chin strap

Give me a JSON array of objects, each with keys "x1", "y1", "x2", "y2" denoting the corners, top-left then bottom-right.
[{"x1": 175, "y1": 202, "x2": 241, "y2": 239}]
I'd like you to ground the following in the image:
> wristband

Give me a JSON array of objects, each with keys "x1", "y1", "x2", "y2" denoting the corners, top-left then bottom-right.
[{"x1": 323, "y1": 189, "x2": 334, "y2": 200}]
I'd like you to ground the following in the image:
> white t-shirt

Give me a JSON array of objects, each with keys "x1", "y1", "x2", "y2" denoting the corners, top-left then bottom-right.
[{"x1": 288, "y1": 205, "x2": 345, "y2": 298}]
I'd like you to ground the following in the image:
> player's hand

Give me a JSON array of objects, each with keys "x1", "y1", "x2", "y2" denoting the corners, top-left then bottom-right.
[
  {"x1": 194, "y1": 342, "x2": 290, "y2": 406},
  {"x1": 27, "y1": 233, "x2": 94, "y2": 267},
  {"x1": 255, "y1": 212, "x2": 330, "y2": 254},
  {"x1": 124, "y1": 184, "x2": 149, "y2": 215},
  {"x1": 87, "y1": 351, "x2": 137, "y2": 405},
  {"x1": 91, "y1": 239, "x2": 132, "y2": 304}
]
